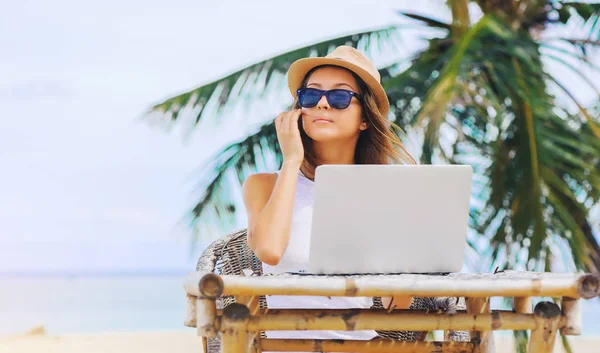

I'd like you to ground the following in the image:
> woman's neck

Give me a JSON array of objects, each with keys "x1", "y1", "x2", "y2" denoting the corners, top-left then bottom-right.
[
  {"x1": 300, "y1": 139, "x2": 358, "y2": 179},
  {"x1": 313, "y1": 139, "x2": 357, "y2": 165}
]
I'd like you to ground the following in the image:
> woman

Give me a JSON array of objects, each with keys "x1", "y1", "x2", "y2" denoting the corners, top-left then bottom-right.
[{"x1": 242, "y1": 46, "x2": 416, "y2": 342}]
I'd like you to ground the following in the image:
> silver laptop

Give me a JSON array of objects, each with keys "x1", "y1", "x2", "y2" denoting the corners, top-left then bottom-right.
[{"x1": 308, "y1": 164, "x2": 472, "y2": 274}]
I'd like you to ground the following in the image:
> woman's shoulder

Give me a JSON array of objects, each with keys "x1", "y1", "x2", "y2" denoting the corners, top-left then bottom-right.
[
  {"x1": 242, "y1": 172, "x2": 278, "y2": 198},
  {"x1": 243, "y1": 171, "x2": 279, "y2": 184}
]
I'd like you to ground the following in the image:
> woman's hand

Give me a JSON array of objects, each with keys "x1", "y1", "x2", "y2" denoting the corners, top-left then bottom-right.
[{"x1": 275, "y1": 109, "x2": 304, "y2": 166}]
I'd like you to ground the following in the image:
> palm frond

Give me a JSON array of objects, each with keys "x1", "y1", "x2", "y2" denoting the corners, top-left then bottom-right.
[
  {"x1": 154, "y1": 2, "x2": 600, "y2": 274},
  {"x1": 176, "y1": 29, "x2": 413, "y2": 240},
  {"x1": 417, "y1": 16, "x2": 493, "y2": 121},
  {"x1": 556, "y1": 2, "x2": 600, "y2": 39},
  {"x1": 512, "y1": 58, "x2": 547, "y2": 262},
  {"x1": 385, "y1": 38, "x2": 452, "y2": 126},
  {"x1": 540, "y1": 42, "x2": 600, "y2": 71},
  {"x1": 396, "y1": 11, "x2": 452, "y2": 30},
  {"x1": 543, "y1": 53, "x2": 600, "y2": 99},
  {"x1": 416, "y1": 16, "x2": 512, "y2": 161},
  {"x1": 186, "y1": 120, "x2": 280, "y2": 238},
  {"x1": 391, "y1": 9, "x2": 600, "y2": 272},
  {"x1": 546, "y1": 74, "x2": 600, "y2": 138},
  {"x1": 149, "y1": 26, "x2": 402, "y2": 127}
]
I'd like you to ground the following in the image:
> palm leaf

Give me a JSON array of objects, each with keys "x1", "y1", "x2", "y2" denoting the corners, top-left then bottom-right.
[
  {"x1": 392, "y1": 9, "x2": 600, "y2": 272},
  {"x1": 546, "y1": 74, "x2": 600, "y2": 138},
  {"x1": 416, "y1": 16, "x2": 511, "y2": 160},
  {"x1": 557, "y1": 2, "x2": 600, "y2": 38},
  {"x1": 148, "y1": 26, "x2": 402, "y2": 126},
  {"x1": 540, "y1": 42, "x2": 600, "y2": 71},
  {"x1": 396, "y1": 11, "x2": 452, "y2": 30},
  {"x1": 186, "y1": 120, "x2": 280, "y2": 239},
  {"x1": 180, "y1": 32, "x2": 405, "y2": 238},
  {"x1": 543, "y1": 53, "x2": 600, "y2": 99},
  {"x1": 512, "y1": 58, "x2": 546, "y2": 260},
  {"x1": 153, "y1": 2, "x2": 600, "y2": 274}
]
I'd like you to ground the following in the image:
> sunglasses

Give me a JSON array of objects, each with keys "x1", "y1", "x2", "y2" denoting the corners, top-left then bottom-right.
[{"x1": 297, "y1": 88, "x2": 361, "y2": 110}]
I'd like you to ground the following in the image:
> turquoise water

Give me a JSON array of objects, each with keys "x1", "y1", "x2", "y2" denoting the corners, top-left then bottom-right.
[
  {"x1": 0, "y1": 275, "x2": 598, "y2": 336},
  {"x1": 0, "y1": 275, "x2": 192, "y2": 335}
]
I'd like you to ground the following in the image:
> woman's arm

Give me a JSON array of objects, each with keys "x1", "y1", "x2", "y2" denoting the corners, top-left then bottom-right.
[
  {"x1": 243, "y1": 109, "x2": 305, "y2": 266},
  {"x1": 242, "y1": 161, "x2": 301, "y2": 266},
  {"x1": 381, "y1": 296, "x2": 413, "y2": 310}
]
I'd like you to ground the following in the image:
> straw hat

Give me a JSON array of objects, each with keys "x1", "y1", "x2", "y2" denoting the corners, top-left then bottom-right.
[{"x1": 287, "y1": 45, "x2": 389, "y2": 117}]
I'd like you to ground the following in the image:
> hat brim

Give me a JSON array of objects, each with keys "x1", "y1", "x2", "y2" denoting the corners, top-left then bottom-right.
[{"x1": 287, "y1": 57, "x2": 390, "y2": 117}]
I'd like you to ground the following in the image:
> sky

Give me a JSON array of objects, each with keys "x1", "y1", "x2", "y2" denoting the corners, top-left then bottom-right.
[{"x1": 0, "y1": 0, "x2": 598, "y2": 274}]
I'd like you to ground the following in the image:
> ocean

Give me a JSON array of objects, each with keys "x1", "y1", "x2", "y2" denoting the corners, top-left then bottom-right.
[
  {"x1": 0, "y1": 275, "x2": 191, "y2": 335},
  {"x1": 0, "y1": 275, "x2": 599, "y2": 336}
]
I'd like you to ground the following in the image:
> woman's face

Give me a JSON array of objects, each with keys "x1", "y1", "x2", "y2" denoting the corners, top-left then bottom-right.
[{"x1": 301, "y1": 66, "x2": 367, "y2": 142}]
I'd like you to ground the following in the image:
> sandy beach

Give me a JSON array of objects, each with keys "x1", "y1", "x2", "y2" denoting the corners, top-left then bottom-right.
[
  {"x1": 0, "y1": 330, "x2": 202, "y2": 353},
  {"x1": 1, "y1": 330, "x2": 598, "y2": 353}
]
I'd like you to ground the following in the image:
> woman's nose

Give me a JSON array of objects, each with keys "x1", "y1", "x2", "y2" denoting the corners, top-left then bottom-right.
[{"x1": 316, "y1": 94, "x2": 329, "y2": 109}]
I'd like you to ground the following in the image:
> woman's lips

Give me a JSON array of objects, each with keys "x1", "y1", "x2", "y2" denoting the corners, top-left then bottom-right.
[{"x1": 302, "y1": 113, "x2": 333, "y2": 123}]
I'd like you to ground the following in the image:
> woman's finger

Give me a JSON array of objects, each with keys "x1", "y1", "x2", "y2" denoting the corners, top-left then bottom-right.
[
  {"x1": 275, "y1": 112, "x2": 285, "y2": 131},
  {"x1": 282, "y1": 110, "x2": 294, "y2": 133},
  {"x1": 288, "y1": 109, "x2": 302, "y2": 132}
]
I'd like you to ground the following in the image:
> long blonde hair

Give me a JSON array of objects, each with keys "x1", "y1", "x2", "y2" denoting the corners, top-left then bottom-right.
[{"x1": 294, "y1": 65, "x2": 416, "y2": 179}]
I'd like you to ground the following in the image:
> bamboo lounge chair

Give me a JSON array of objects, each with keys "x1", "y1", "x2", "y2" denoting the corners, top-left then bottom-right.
[{"x1": 184, "y1": 229, "x2": 600, "y2": 353}]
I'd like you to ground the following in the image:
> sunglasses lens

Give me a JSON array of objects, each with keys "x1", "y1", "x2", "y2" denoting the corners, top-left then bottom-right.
[
  {"x1": 298, "y1": 88, "x2": 355, "y2": 109},
  {"x1": 327, "y1": 90, "x2": 352, "y2": 109},
  {"x1": 298, "y1": 88, "x2": 321, "y2": 108}
]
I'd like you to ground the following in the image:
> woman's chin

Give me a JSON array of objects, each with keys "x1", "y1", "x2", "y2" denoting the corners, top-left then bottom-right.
[{"x1": 305, "y1": 129, "x2": 342, "y2": 141}]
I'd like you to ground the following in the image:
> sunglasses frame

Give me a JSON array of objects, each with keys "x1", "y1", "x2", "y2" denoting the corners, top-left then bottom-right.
[{"x1": 296, "y1": 88, "x2": 361, "y2": 109}]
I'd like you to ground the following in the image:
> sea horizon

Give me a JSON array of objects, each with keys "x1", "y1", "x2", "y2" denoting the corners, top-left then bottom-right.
[{"x1": 0, "y1": 268, "x2": 192, "y2": 279}]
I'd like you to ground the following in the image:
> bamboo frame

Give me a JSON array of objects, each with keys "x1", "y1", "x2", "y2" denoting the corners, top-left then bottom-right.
[
  {"x1": 560, "y1": 297, "x2": 581, "y2": 336},
  {"x1": 527, "y1": 301, "x2": 562, "y2": 353},
  {"x1": 184, "y1": 271, "x2": 600, "y2": 299},
  {"x1": 236, "y1": 295, "x2": 261, "y2": 353},
  {"x1": 199, "y1": 273, "x2": 224, "y2": 299},
  {"x1": 217, "y1": 308, "x2": 467, "y2": 316},
  {"x1": 222, "y1": 303, "x2": 252, "y2": 353},
  {"x1": 244, "y1": 309, "x2": 537, "y2": 332},
  {"x1": 197, "y1": 297, "x2": 218, "y2": 337},
  {"x1": 260, "y1": 339, "x2": 474, "y2": 353},
  {"x1": 514, "y1": 297, "x2": 531, "y2": 313},
  {"x1": 195, "y1": 307, "x2": 541, "y2": 332},
  {"x1": 185, "y1": 270, "x2": 600, "y2": 353},
  {"x1": 184, "y1": 294, "x2": 196, "y2": 327},
  {"x1": 235, "y1": 296, "x2": 261, "y2": 316},
  {"x1": 466, "y1": 298, "x2": 495, "y2": 353}
]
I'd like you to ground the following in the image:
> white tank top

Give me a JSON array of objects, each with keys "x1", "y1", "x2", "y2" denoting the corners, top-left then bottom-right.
[{"x1": 262, "y1": 170, "x2": 377, "y2": 344}]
